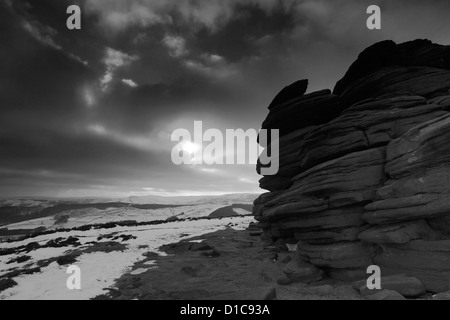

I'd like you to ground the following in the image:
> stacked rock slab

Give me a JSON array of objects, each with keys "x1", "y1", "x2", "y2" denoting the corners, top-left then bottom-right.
[{"x1": 254, "y1": 39, "x2": 450, "y2": 291}]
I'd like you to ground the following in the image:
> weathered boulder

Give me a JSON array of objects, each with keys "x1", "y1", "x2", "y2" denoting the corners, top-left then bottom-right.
[
  {"x1": 258, "y1": 176, "x2": 292, "y2": 192},
  {"x1": 364, "y1": 114, "x2": 450, "y2": 224},
  {"x1": 298, "y1": 241, "x2": 374, "y2": 269},
  {"x1": 296, "y1": 226, "x2": 369, "y2": 244},
  {"x1": 327, "y1": 268, "x2": 368, "y2": 282},
  {"x1": 262, "y1": 89, "x2": 344, "y2": 138},
  {"x1": 359, "y1": 220, "x2": 438, "y2": 244},
  {"x1": 374, "y1": 240, "x2": 450, "y2": 292},
  {"x1": 283, "y1": 250, "x2": 323, "y2": 283},
  {"x1": 254, "y1": 40, "x2": 450, "y2": 291},
  {"x1": 364, "y1": 194, "x2": 450, "y2": 224},
  {"x1": 366, "y1": 290, "x2": 406, "y2": 300},
  {"x1": 336, "y1": 66, "x2": 450, "y2": 107},
  {"x1": 260, "y1": 147, "x2": 386, "y2": 222},
  {"x1": 385, "y1": 114, "x2": 450, "y2": 179},
  {"x1": 298, "y1": 96, "x2": 448, "y2": 170},
  {"x1": 269, "y1": 79, "x2": 308, "y2": 110},
  {"x1": 268, "y1": 207, "x2": 366, "y2": 239},
  {"x1": 257, "y1": 126, "x2": 316, "y2": 184},
  {"x1": 354, "y1": 274, "x2": 426, "y2": 298},
  {"x1": 433, "y1": 291, "x2": 450, "y2": 300},
  {"x1": 334, "y1": 39, "x2": 450, "y2": 104}
]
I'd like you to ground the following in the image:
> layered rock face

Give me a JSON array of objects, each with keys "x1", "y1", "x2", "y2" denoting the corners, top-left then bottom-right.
[{"x1": 254, "y1": 40, "x2": 450, "y2": 292}]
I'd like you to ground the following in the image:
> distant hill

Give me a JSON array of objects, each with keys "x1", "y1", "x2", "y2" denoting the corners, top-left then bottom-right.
[
  {"x1": 126, "y1": 193, "x2": 259, "y2": 205},
  {"x1": 0, "y1": 193, "x2": 259, "y2": 227},
  {"x1": 208, "y1": 204, "x2": 253, "y2": 218},
  {"x1": 0, "y1": 202, "x2": 185, "y2": 226}
]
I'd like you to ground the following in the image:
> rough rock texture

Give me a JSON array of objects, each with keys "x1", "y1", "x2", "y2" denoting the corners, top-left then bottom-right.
[
  {"x1": 354, "y1": 274, "x2": 426, "y2": 298},
  {"x1": 283, "y1": 250, "x2": 324, "y2": 283},
  {"x1": 254, "y1": 40, "x2": 450, "y2": 292},
  {"x1": 366, "y1": 290, "x2": 406, "y2": 300}
]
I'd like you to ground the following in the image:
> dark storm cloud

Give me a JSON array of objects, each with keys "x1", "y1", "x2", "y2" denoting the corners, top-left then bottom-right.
[
  {"x1": 0, "y1": 0, "x2": 96, "y2": 121},
  {"x1": 192, "y1": 2, "x2": 297, "y2": 62},
  {"x1": 2, "y1": 0, "x2": 450, "y2": 197}
]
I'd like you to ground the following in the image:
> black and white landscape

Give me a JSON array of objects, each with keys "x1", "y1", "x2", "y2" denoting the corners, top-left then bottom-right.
[{"x1": 2, "y1": 0, "x2": 450, "y2": 302}]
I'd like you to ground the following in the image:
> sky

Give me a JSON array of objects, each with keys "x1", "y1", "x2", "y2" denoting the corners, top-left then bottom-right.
[{"x1": 1, "y1": 0, "x2": 450, "y2": 198}]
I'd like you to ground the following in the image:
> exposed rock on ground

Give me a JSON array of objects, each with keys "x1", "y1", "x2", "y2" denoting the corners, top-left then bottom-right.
[
  {"x1": 96, "y1": 227, "x2": 365, "y2": 300},
  {"x1": 354, "y1": 274, "x2": 426, "y2": 298},
  {"x1": 366, "y1": 289, "x2": 406, "y2": 300},
  {"x1": 254, "y1": 39, "x2": 450, "y2": 293}
]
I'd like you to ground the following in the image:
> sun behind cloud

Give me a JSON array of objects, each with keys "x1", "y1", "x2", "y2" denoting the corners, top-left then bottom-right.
[{"x1": 181, "y1": 141, "x2": 200, "y2": 155}]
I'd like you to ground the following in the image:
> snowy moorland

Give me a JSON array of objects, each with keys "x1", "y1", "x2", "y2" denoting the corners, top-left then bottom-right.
[
  {"x1": 0, "y1": 216, "x2": 255, "y2": 300},
  {"x1": 0, "y1": 194, "x2": 257, "y2": 300}
]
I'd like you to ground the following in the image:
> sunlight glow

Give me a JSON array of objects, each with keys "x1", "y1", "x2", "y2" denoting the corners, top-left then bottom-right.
[{"x1": 181, "y1": 141, "x2": 200, "y2": 155}]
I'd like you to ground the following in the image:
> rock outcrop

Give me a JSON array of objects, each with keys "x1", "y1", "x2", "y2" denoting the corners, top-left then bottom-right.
[{"x1": 254, "y1": 39, "x2": 450, "y2": 292}]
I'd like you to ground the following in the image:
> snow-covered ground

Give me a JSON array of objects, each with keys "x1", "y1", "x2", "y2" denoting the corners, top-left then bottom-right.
[
  {"x1": 5, "y1": 204, "x2": 251, "y2": 231},
  {"x1": 0, "y1": 216, "x2": 254, "y2": 300}
]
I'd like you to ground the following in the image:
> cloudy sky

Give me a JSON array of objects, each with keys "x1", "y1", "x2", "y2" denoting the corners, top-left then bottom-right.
[{"x1": 1, "y1": 0, "x2": 450, "y2": 198}]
